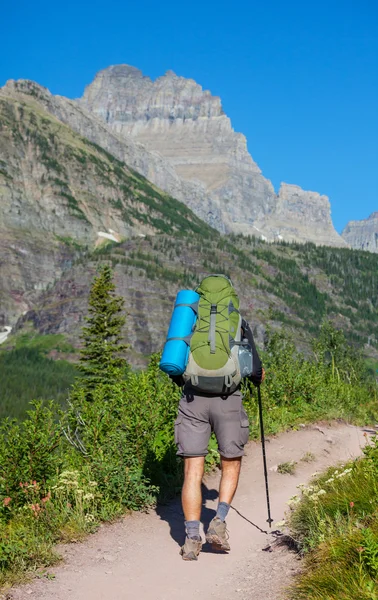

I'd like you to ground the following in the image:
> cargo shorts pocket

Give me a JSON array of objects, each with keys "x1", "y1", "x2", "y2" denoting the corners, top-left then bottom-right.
[
  {"x1": 240, "y1": 411, "x2": 250, "y2": 447},
  {"x1": 174, "y1": 416, "x2": 182, "y2": 445}
]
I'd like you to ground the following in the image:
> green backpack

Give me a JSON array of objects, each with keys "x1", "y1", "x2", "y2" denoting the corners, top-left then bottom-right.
[{"x1": 183, "y1": 275, "x2": 243, "y2": 394}]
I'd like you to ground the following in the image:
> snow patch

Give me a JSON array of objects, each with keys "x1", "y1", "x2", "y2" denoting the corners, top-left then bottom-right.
[
  {"x1": 97, "y1": 231, "x2": 118, "y2": 242},
  {"x1": 252, "y1": 225, "x2": 267, "y2": 241}
]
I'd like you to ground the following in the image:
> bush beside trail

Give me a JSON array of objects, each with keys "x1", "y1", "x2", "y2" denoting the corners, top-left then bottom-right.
[{"x1": 0, "y1": 266, "x2": 377, "y2": 590}]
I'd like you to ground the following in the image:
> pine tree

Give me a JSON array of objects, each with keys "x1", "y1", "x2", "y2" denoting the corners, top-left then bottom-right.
[{"x1": 78, "y1": 265, "x2": 128, "y2": 390}]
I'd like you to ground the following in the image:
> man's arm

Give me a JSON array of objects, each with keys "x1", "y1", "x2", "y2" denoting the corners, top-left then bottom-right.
[{"x1": 241, "y1": 319, "x2": 264, "y2": 386}]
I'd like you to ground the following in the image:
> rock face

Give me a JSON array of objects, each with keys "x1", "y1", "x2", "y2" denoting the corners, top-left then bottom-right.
[
  {"x1": 0, "y1": 83, "x2": 211, "y2": 326},
  {"x1": 342, "y1": 212, "x2": 378, "y2": 253},
  {"x1": 258, "y1": 184, "x2": 342, "y2": 245},
  {"x1": 3, "y1": 79, "x2": 225, "y2": 232},
  {"x1": 80, "y1": 65, "x2": 347, "y2": 246}
]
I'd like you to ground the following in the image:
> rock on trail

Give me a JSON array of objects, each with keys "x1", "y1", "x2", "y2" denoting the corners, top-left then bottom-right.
[{"x1": 8, "y1": 423, "x2": 367, "y2": 600}]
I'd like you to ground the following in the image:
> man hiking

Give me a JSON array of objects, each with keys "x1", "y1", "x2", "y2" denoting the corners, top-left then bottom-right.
[{"x1": 169, "y1": 275, "x2": 265, "y2": 561}]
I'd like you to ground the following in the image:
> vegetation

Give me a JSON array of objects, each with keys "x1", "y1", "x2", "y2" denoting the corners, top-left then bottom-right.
[
  {"x1": 278, "y1": 461, "x2": 297, "y2": 475},
  {"x1": 76, "y1": 265, "x2": 128, "y2": 391},
  {"x1": 84, "y1": 231, "x2": 378, "y2": 365},
  {"x1": 0, "y1": 348, "x2": 75, "y2": 421},
  {"x1": 287, "y1": 437, "x2": 378, "y2": 599}
]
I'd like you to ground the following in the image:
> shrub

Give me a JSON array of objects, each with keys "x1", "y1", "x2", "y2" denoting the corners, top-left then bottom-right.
[{"x1": 287, "y1": 436, "x2": 378, "y2": 599}]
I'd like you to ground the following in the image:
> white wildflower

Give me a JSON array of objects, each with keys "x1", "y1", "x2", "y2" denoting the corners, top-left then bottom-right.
[
  {"x1": 287, "y1": 495, "x2": 300, "y2": 506},
  {"x1": 59, "y1": 470, "x2": 79, "y2": 480},
  {"x1": 274, "y1": 520, "x2": 286, "y2": 527},
  {"x1": 85, "y1": 513, "x2": 95, "y2": 523},
  {"x1": 89, "y1": 481, "x2": 98, "y2": 487},
  {"x1": 325, "y1": 478, "x2": 335, "y2": 484},
  {"x1": 83, "y1": 493, "x2": 94, "y2": 501}
]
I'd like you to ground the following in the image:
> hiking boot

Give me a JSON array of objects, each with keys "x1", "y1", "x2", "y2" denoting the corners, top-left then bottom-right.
[
  {"x1": 206, "y1": 517, "x2": 231, "y2": 551},
  {"x1": 180, "y1": 536, "x2": 203, "y2": 561}
]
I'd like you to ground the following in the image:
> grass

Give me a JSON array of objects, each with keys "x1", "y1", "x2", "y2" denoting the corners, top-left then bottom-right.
[
  {"x1": 286, "y1": 435, "x2": 378, "y2": 599},
  {"x1": 9, "y1": 332, "x2": 76, "y2": 355},
  {"x1": 278, "y1": 461, "x2": 297, "y2": 475},
  {"x1": 0, "y1": 347, "x2": 76, "y2": 420},
  {"x1": 300, "y1": 452, "x2": 316, "y2": 463}
]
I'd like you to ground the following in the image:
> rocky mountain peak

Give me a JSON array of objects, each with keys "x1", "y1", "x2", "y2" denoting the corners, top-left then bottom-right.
[
  {"x1": 82, "y1": 64, "x2": 223, "y2": 123},
  {"x1": 80, "y1": 64, "x2": 346, "y2": 247},
  {"x1": 342, "y1": 211, "x2": 378, "y2": 253}
]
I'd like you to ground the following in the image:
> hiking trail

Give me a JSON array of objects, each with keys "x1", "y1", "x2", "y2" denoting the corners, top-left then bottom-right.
[{"x1": 8, "y1": 423, "x2": 368, "y2": 600}]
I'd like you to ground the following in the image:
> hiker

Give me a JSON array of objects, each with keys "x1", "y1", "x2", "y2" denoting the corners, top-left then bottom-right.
[{"x1": 169, "y1": 276, "x2": 265, "y2": 561}]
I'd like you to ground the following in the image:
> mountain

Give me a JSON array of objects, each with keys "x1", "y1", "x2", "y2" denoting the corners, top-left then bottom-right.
[
  {"x1": 1, "y1": 68, "x2": 377, "y2": 369},
  {"x1": 342, "y1": 212, "x2": 378, "y2": 253},
  {"x1": 80, "y1": 65, "x2": 347, "y2": 247},
  {"x1": 0, "y1": 82, "x2": 212, "y2": 327}
]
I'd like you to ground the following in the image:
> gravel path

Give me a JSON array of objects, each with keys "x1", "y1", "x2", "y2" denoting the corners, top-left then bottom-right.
[{"x1": 8, "y1": 423, "x2": 367, "y2": 600}]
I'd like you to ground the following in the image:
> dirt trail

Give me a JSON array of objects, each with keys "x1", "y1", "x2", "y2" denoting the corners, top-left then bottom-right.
[{"x1": 9, "y1": 423, "x2": 368, "y2": 600}]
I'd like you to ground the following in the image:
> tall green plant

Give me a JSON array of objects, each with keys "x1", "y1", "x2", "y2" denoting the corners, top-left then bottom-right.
[{"x1": 77, "y1": 265, "x2": 128, "y2": 392}]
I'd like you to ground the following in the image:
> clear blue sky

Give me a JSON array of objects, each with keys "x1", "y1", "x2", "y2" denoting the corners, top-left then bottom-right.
[{"x1": 2, "y1": 0, "x2": 377, "y2": 232}]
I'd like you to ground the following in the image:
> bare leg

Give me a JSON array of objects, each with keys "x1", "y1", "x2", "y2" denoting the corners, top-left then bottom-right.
[
  {"x1": 219, "y1": 456, "x2": 242, "y2": 504},
  {"x1": 181, "y1": 456, "x2": 205, "y2": 521}
]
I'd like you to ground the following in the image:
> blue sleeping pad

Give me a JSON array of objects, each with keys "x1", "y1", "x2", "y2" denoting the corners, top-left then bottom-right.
[{"x1": 159, "y1": 289, "x2": 200, "y2": 376}]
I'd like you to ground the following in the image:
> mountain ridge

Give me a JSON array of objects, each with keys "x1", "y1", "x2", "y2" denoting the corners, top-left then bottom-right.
[
  {"x1": 342, "y1": 211, "x2": 378, "y2": 254},
  {"x1": 79, "y1": 64, "x2": 347, "y2": 246},
  {"x1": 1, "y1": 67, "x2": 377, "y2": 365}
]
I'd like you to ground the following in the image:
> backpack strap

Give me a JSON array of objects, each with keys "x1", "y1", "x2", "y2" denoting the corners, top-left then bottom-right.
[{"x1": 208, "y1": 304, "x2": 217, "y2": 354}]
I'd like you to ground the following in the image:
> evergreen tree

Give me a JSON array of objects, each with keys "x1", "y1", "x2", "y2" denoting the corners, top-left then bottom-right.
[{"x1": 78, "y1": 265, "x2": 128, "y2": 390}]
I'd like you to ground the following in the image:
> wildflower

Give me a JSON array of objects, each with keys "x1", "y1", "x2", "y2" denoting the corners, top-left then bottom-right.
[
  {"x1": 336, "y1": 469, "x2": 353, "y2": 479},
  {"x1": 83, "y1": 493, "x2": 94, "y2": 501},
  {"x1": 59, "y1": 470, "x2": 79, "y2": 480},
  {"x1": 85, "y1": 513, "x2": 95, "y2": 523},
  {"x1": 302, "y1": 485, "x2": 317, "y2": 496},
  {"x1": 350, "y1": 502, "x2": 355, "y2": 508},
  {"x1": 316, "y1": 489, "x2": 326, "y2": 496},
  {"x1": 89, "y1": 481, "x2": 98, "y2": 487},
  {"x1": 30, "y1": 503, "x2": 41, "y2": 514},
  {"x1": 3, "y1": 497, "x2": 11, "y2": 506},
  {"x1": 274, "y1": 520, "x2": 286, "y2": 527},
  {"x1": 287, "y1": 495, "x2": 300, "y2": 506},
  {"x1": 77, "y1": 489, "x2": 84, "y2": 495},
  {"x1": 325, "y1": 478, "x2": 335, "y2": 484},
  {"x1": 41, "y1": 491, "x2": 51, "y2": 504},
  {"x1": 357, "y1": 546, "x2": 364, "y2": 553},
  {"x1": 19, "y1": 482, "x2": 23, "y2": 488}
]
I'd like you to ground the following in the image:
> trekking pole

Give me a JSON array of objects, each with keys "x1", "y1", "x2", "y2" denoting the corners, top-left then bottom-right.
[{"x1": 257, "y1": 384, "x2": 274, "y2": 527}]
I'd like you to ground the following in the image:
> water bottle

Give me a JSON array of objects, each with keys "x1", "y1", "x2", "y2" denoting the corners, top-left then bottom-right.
[{"x1": 238, "y1": 339, "x2": 253, "y2": 377}]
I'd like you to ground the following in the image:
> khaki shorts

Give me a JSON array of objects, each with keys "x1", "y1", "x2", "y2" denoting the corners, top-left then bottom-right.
[{"x1": 174, "y1": 390, "x2": 250, "y2": 459}]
